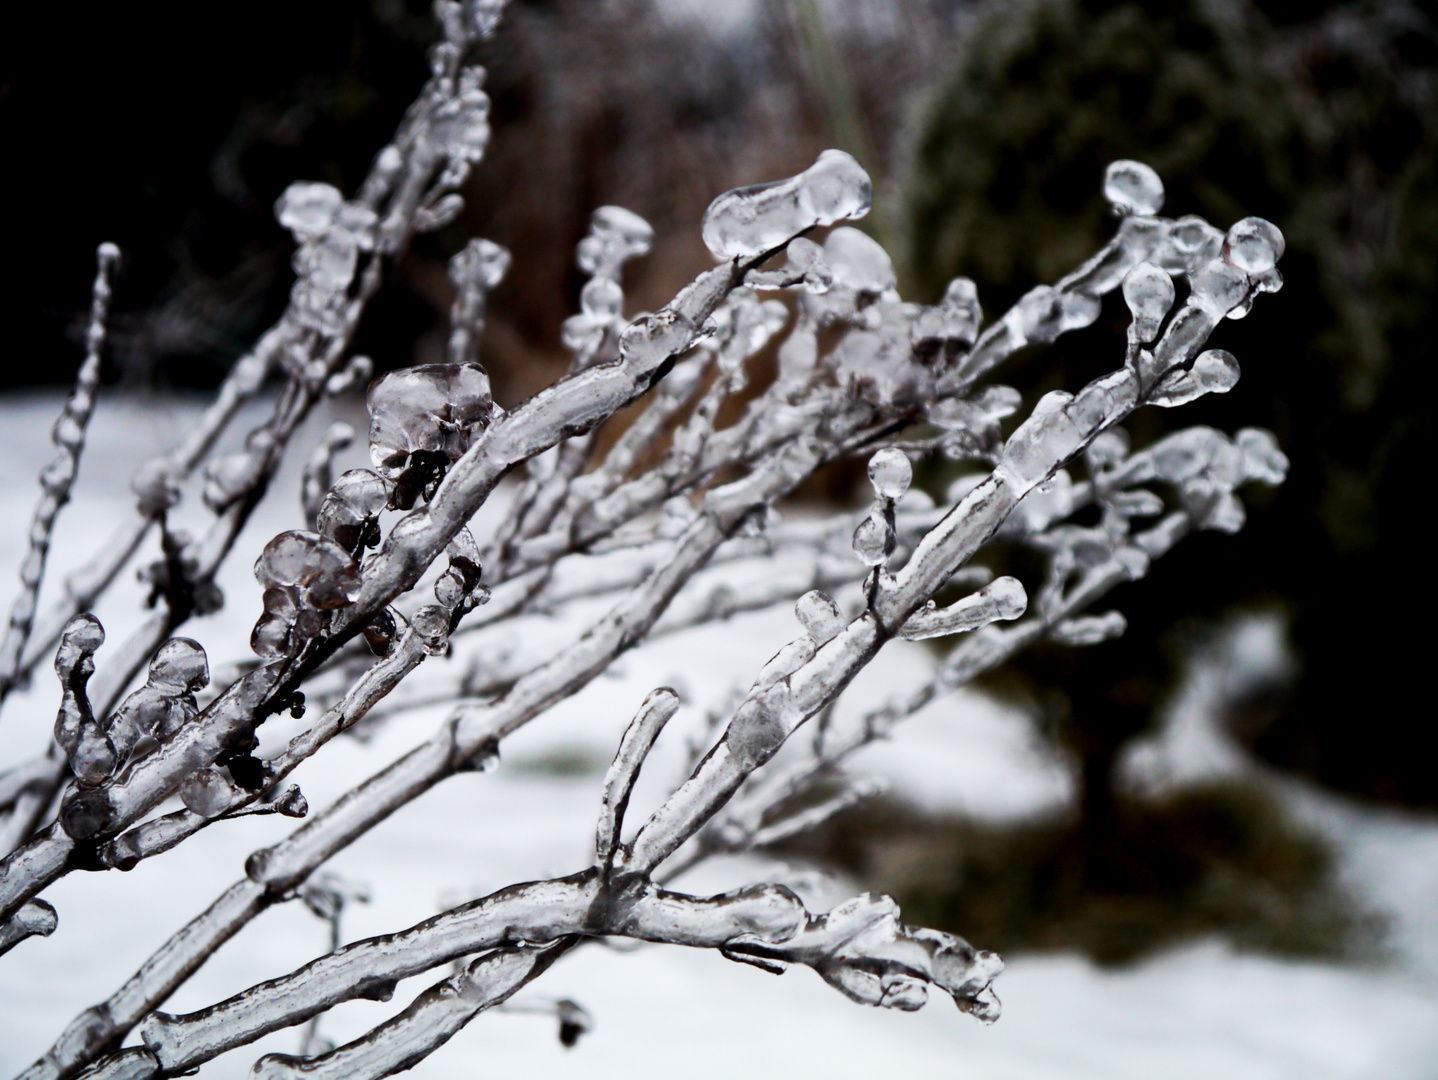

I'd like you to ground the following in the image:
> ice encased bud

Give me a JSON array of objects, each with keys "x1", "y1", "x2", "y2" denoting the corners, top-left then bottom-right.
[
  {"x1": 275, "y1": 182, "x2": 344, "y2": 240},
  {"x1": 106, "y1": 638, "x2": 209, "y2": 762},
  {"x1": 725, "y1": 697, "x2": 786, "y2": 769},
  {"x1": 795, "y1": 590, "x2": 845, "y2": 645},
  {"x1": 701, "y1": 150, "x2": 872, "y2": 261},
  {"x1": 181, "y1": 767, "x2": 237, "y2": 818},
  {"x1": 366, "y1": 361, "x2": 495, "y2": 477},
  {"x1": 577, "y1": 205, "x2": 654, "y2": 277},
  {"x1": 449, "y1": 237, "x2": 510, "y2": 291},
  {"x1": 53, "y1": 614, "x2": 115, "y2": 787},
  {"x1": 149, "y1": 638, "x2": 209, "y2": 695},
  {"x1": 255, "y1": 531, "x2": 362, "y2": 611},
  {"x1": 1223, "y1": 217, "x2": 1285, "y2": 276},
  {"x1": 1236, "y1": 428, "x2": 1288, "y2": 485},
  {"x1": 867, "y1": 447, "x2": 912, "y2": 501},
  {"x1": 1103, "y1": 160, "x2": 1164, "y2": 217},
  {"x1": 1122, "y1": 262, "x2": 1175, "y2": 343},
  {"x1": 251, "y1": 531, "x2": 361, "y2": 661},
  {"x1": 317, "y1": 469, "x2": 390, "y2": 551}
]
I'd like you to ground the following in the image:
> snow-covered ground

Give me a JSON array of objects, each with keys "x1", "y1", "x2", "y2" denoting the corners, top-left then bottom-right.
[{"x1": 1, "y1": 390, "x2": 1436, "y2": 1079}]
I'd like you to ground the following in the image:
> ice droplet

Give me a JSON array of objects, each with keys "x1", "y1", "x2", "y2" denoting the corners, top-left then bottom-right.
[
  {"x1": 701, "y1": 150, "x2": 871, "y2": 261},
  {"x1": 577, "y1": 205, "x2": 654, "y2": 277},
  {"x1": 795, "y1": 590, "x2": 845, "y2": 645},
  {"x1": 867, "y1": 448, "x2": 912, "y2": 501},
  {"x1": 1222, "y1": 217, "x2": 1285, "y2": 276},
  {"x1": 1103, "y1": 160, "x2": 1165, "y2": 217},
  {"x1": 181, "y1": 766, "x2": 238, "y2": 818},
  {"x1": 408, "y1": 605, "x2": 451, "y2": 655},
  {"x1": 1122, "y1": 262, "x2": 1175, "y2": 343},
  {"x1": 912, "y1": 277, "x2": 983, "y2": 349},
  {"x1": 852, "y1": 509, "x2": 894, "y2": 567},
  {"x1": 255, "y1": 532, "x2": 362, "y2": 611},
  {"x1": 1168, "y1": 215, "x2": 1224, "y2": 269}
]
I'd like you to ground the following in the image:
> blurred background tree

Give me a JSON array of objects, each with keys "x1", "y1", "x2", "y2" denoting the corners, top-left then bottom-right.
[{"x1": 904, "y1": 0, "x2": 1437, "y2": 815}]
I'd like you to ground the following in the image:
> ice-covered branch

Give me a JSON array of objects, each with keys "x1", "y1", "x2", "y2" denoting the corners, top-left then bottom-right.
[
  {"x1": 596, "y1": 688, "x2": 680, "y2": 871},
  {"x1": 0, "y1": 243, "x2": 118, "y2": 707}
]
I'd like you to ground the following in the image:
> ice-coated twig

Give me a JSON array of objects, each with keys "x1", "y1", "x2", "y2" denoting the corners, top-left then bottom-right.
[
  {"x1": 13, "y1": 326, "x2": 282, "y2": 689},
  {"x1": 0, "y1": 899, "x2": 57, "y2": 957},
  {"x1": 596, "y1": 688, "x2": 680, "y2": 872},
  {"x1": 252, "y1": 941, "x2": 575, "y2": 1080},
  {"x1": 134, "y1": 867, "x2": 999, "y2": 1074},
  {"x1": 0, "y1": 244, "x2": 119, "y2": 708}
]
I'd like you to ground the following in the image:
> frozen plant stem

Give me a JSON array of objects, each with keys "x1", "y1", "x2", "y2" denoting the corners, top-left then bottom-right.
[{"x1": 0, "y1": 243, "x2": 119, "y2": 708}]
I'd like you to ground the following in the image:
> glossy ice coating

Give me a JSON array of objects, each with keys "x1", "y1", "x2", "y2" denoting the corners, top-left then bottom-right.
[
  {"x1": 867, "y1": 447, "x2": 912, "y2": 501},
  {"x1": 1103, "y1": 160, "x2": 1165, "y2": 217},
  {"x1": 701, "y1": 150, "x2": 871, "y2": 261},
  {"x1": 366, "y1": 361, "x2": 495, "y2": 476}
]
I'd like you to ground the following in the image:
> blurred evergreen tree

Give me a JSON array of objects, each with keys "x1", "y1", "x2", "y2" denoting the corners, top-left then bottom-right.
[{"x1": 903, "y1": 0, "x2": 1438, "y2": 847}]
